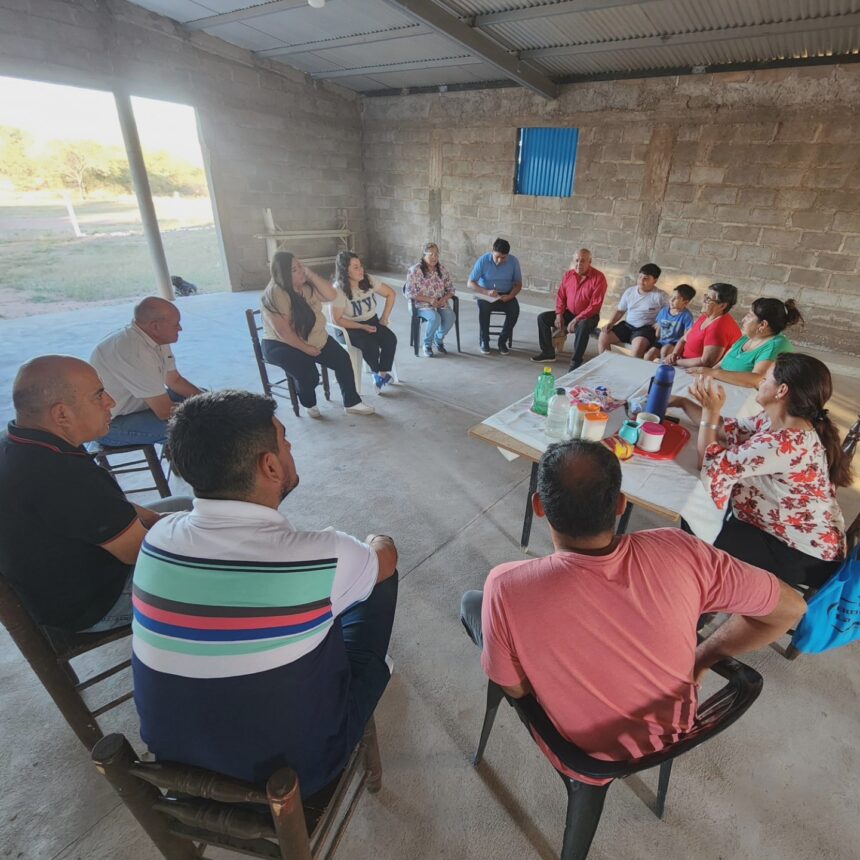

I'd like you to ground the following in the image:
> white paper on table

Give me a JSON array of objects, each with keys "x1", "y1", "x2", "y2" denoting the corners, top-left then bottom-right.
[{"x1": 481, "y1": 353, "x2": 756, "y2": 528}]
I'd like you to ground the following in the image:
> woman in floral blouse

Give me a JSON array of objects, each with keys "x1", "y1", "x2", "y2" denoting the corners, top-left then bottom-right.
[
  {"x1": 678, "y1": 353, "x2": 851, "y2": 588},
  {"x1": 405, "y1": 242, "x2": 455, "y2": 357}
]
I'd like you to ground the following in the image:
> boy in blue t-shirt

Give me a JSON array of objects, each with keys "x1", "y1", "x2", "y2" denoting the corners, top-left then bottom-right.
[{"x1": 646, "y1": 284, "x2": 696, "y2": 361}]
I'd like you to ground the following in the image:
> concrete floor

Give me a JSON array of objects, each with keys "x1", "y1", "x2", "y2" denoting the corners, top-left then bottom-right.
[{"x1": 1, "y1": 291, "x2": 859, "y2": 860}]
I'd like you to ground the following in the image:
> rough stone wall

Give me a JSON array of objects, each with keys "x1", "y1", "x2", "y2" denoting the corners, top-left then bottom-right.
[
  {"x1": 0, "y1": 0, "x2": 366, "y2": 290},
  {"x1": 362, "y1": 67, "x2": 860, "y2": 353}
]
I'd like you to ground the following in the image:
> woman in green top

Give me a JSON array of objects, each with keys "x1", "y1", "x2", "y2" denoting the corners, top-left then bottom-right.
[{"x1": 693, "y1": 297, "x2": 802, "y2": 388}]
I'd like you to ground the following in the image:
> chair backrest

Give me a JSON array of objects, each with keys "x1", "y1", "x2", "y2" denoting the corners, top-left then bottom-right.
[
  {"x1": 511, "y1": 657, "x2": 763, "y2": 780},
  {"x1": 92, "y1": 733, "x2": 310, "y2": 860},
  {"x1": 843, "y1": 413, "x2": 860, "y2": 462}
]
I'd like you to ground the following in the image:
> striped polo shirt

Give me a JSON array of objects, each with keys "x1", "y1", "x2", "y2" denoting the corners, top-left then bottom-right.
[{"x1": 131, "y1": 498, "x2": 377, "y2": 793}]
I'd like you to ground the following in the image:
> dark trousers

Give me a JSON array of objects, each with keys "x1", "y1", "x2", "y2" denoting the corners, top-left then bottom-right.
[
  {"x1": 262, "y1": 336, "x2": 361, "y2": 408},
  {"x1": 478, "y1": 298, "x2": 520, "y2": 349},
  {"x1": 459, "y1": 590, "x2": 484, "y2": 648},
  {"x1": 537, "y1": 310, "x2": 599, "y2": 367},
  {"x1": 344, "y1": 315, "x2": 397, "y2": 374},
  {"x1": 714, "y1": 513, "x2": 841, "y2": 589},
  {"x1": 343, "y1": 572, "x2": 399, "y2": 739}
]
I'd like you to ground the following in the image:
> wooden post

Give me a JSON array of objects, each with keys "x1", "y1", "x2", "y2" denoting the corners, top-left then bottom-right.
[
  {"x1": 92, "y1": 734, "x2": 198, "y2": 860},
  {"x1": 266, "y1": 767, "x2": 312, "y2": 860}
]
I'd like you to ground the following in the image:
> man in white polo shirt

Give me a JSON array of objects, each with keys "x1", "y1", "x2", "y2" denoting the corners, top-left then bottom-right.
[
  {"x1": 90, "y1": 296, "x2": 202, "y2": 446},
  {"x1": 598, "y1": 263, "x2": 668, "y2": 359}
]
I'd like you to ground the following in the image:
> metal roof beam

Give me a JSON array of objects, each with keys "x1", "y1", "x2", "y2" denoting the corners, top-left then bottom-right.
[
  {"x1": 378, "y1": 0, "x2": 559, "y2": 99},
  {"x1": 475, "y1": 0, "x2": 665, "y2": 27},
  {"x1": 256, "y1": 24, "x2": 431, "y2": 58},
  {"x1": 523, "y1": 12, "x2": 860, "y2": 59},
  {"x1": 184, "y1": 0, "x2": 307, "y2": 31},
  {"x1": 312, "y1": 55, "x2": 484, "y2": 79}
]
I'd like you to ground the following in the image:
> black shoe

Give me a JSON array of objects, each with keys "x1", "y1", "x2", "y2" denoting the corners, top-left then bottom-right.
[
  {"x1": 498, "y1": 342, "x2": 511, "y2": 356},
  {"x1": 531, "y1": 353, "x2": 556, "y2": 362},
  {"x1": 569, "y1": 359, "x2": 583, "y2": 371},
  {"x1": 435, "y1": 341, "x2": 448, "y2": 354},
  {"x1": 479, "y1": 343, "x2": 491, "y2": 355}
]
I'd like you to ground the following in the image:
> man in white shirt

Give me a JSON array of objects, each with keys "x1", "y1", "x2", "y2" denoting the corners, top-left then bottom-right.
[
  {"x1": 90, "y1": 297, "x2": 202, "y2": 446},
  {"x1": 598, "y1": 263, "x2": 668, "y2": 359}
]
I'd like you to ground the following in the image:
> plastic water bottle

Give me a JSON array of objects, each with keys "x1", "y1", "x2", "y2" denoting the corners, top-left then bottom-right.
[
  {"x1": 532, "y1": 366, "x2": 556, "y2": 416},
  {"x1": 545, "y1": 388, "x2": 569, "y2": 438},
  {"x1": 644, "y1": 363, "x2": 675, "y2": 420}
]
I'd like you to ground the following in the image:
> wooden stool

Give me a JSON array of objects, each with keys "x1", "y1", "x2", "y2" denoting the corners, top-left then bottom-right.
[{"x1": 90, "y1": 442, "x2": 170, "y2": 498}]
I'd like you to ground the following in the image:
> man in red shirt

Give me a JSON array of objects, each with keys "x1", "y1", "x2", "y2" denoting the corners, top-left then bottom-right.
[
  {"x1": 460, "y1": 440, "x2": 805, "y2": 785},
  {"x1": 531, "y1": 249, "x2": 608, "y2": 370}
]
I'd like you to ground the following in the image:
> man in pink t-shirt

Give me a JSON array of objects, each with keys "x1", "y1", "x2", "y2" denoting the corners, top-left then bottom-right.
[{"x1": 460, "y1": 440, "x2": 805, "y2": 785}]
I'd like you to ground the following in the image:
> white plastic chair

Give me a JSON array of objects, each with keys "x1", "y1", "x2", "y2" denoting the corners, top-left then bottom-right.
[{"x1": 324, "y1": 304, "x2": 399, "y2": 395}]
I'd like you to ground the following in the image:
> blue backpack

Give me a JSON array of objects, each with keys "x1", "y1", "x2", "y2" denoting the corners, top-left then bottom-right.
[{"x1": 791, "y1": 544, "x2": 860, "y2": 654}]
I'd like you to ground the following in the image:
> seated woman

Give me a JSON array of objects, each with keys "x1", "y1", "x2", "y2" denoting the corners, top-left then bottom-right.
[
  {"x1": 405, "y1": 242, "x2": 456, "y2": 357},
  {"x1": 261, "y1": 251, "x2": 374, "y2": 417},
  {"x1": 332, "y1": 251, "x2": 398, "y2": 393},
  {"x1": 689, "y1": 298, "x2": 802, "y2": 389},
  {"x1": 678, "y1": 354, "x2": 850, "y2": 589},
  {"x1": 664, "y1": 282, "x2": 741, "y2": 369}
]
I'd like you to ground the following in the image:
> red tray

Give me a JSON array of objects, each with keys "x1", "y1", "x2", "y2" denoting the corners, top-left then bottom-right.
[{"x1": 634, "y1": 420, "x2": 690, "y2": 460}]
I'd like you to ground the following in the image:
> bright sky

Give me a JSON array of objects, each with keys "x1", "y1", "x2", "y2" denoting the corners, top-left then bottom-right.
[{"x1": 0, "y1": 76, "x2": 204, "y2": 166}]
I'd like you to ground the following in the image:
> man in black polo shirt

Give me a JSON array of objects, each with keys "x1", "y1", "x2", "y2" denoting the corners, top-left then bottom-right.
[{"x1": 0, "y1": 355, "x2": 189, "y2": 632}]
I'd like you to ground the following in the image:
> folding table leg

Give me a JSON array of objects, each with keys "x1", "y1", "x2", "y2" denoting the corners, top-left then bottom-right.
[{"x1": 520, "y1": 462, "x2": 539, "y2": 550}]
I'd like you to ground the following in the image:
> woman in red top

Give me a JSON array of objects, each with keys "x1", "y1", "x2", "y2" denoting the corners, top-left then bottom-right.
[{"x1": 665, "y1": 282, "x2": 741, "y2": 369}]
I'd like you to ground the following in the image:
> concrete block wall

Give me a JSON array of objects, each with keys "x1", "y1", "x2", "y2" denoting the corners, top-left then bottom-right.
[
  {"x1": 361, "y1": 66, "x2": 860, "y2": 353},
  {"x1": 0, "y1": 0, "x2": 366, "y2": 290}
]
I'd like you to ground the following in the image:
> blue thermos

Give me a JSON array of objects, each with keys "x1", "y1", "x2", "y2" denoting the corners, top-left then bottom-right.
[{"x1": 644, "y1": 364, "x2": 675, "y2": 420}]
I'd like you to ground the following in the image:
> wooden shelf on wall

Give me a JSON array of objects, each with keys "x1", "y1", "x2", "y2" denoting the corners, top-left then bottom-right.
[{"x1": 255, "y1": 208, "x2": 353, "y2": 270}]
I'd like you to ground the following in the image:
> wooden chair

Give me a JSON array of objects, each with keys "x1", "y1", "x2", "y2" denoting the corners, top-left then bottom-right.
[
  {"x1": 90, "y1": 442, "x2": 171, "y2": 498},
  {"x1": 0, "y1": 573, "x2": 132, "y2": 749},
  {"x1": 472, "y1": 658, "x2": 762, "y2": 859},
  {"x1": 245, "y1": 309, "x2": 330, "y2": 417},
  {"x1": 92, "y1": 717, "x2": 382, "y2": 859},
  {"x1": 402, "y1": 284, "x2": 461, "y2": 356}
]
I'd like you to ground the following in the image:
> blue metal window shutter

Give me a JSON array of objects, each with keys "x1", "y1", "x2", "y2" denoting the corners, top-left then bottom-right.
[{"x1": 516, "y1": 127, "x2": 579, "y2": 197}]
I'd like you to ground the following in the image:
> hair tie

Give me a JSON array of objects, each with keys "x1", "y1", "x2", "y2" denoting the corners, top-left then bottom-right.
[{"x1": 814, "y1": 408, "x2": 829, "y2": 422}]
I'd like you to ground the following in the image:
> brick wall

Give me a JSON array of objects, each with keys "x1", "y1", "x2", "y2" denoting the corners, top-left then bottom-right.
[
  {"x1": 0, "y1": 0, "x2": 366, "y2": 290},
  {"x1": 362, "y1": 67, "x2": 860, "y2": 353}
]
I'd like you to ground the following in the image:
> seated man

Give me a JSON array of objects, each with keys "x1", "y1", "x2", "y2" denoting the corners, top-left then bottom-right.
[
  {"x1": 468, "y1": 237, "x2": 522, "y2": 356},
  {"x1": 90, "y1": 296, "x2": 202, "y2": 446},
  {"x1": 0, "y1": 356, "x2": 190, "y2": 633},
  {"x1": 598, "y1": 263, "x2": 667, "y2": 359},
  {"x1": 460, "y1": 440, "x2": 804, "y2": 784},
  {"x1": 531, "y1": 248, "x2": 608, "y2": 370},
  {"x1": 132, "y1": 390, "x2": 398, "y2": 796}
]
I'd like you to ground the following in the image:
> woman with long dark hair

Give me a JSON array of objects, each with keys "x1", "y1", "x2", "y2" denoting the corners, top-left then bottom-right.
[
  {"x1": 680, "y1": 353, "x2": 850, "y2": 588},
  {"x1": 690, "y1": 297, "x2": 802, "y2": 388},
  {"x1": 331, "y1": 251, "x2": 398, "y2": 393},
  {"x1": 405, "y1": 242, "x2": 455, "y2": 357},
  {"x1": 261, "y1": 251, "x2": 374, "y2": 417}
]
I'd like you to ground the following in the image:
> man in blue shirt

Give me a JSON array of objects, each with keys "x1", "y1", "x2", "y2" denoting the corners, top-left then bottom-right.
[{"x1": 467, "y1": 238, "x2": 523, "y2": 355}]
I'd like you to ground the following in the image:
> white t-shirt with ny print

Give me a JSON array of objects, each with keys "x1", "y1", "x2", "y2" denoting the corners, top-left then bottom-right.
[{"x1": 331, "y1": 275, "x2": 386, "y2": 322}]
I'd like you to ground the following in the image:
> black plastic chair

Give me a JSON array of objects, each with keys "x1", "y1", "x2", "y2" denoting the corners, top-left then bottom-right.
[
  {"x1": 245, "y1": 309, "x2": 330, "y2": 417},
  {"x1": 472, "y1": 658, "x2": 763, "y2": 859},
  {"x1": 402, "y1": 284, "x2": 461, "y2": 355}
]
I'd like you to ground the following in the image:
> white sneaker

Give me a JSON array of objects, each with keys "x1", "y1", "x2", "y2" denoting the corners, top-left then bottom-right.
[
  {"x1": 345, "y1": 402, "x2": 375, "y2": 416},
  {"x1": 306, "y1": 406, "x2": 321, "y2": 419}
]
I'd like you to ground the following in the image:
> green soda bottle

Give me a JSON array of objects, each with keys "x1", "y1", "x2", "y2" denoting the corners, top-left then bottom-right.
[{"x1": 532, "y1": 366, "x2": 556, "y2": 416}]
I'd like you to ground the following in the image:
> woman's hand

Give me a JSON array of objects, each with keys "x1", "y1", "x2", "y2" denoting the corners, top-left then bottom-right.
[
  {"x1": 378, "y1": 316, "x2": 390, "y2": 328},
  {"x1": 689, "y1": 377, "x2": 726, "y2": 414},
  {"x1": 362, "y1": 323, "x2": 377, "y2": 333},
  {"x1": 293, "y1": 258, "x2": 307, "y2": 283},
  {"x1": 664, "y1": 351, "x2": 679, "y2": 366},
  {"x1": 304, "y1": 344, "x2": 321, "y2": 357},
  {"x1": 690, "y1": 365, "x2": 715, "y2": 378}
]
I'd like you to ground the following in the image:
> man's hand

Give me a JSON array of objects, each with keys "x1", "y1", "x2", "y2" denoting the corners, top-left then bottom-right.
[
  {"x1": 486, "y1": 289, "x2": 499, "y2": 299},
  {"x1": 367, "y1": 534, "x2": 398, "y2": 583},
  {"x1": 554, "y1": 314, "x2": 565, "y2": 331},
  {"x1": 566, "y1": 318, "x2": 580, "y2": 334}
]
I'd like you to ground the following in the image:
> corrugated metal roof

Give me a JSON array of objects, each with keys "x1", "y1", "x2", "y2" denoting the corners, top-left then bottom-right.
[{"x1": 125, "y1": 0, "x2": 860, "y2": 95}]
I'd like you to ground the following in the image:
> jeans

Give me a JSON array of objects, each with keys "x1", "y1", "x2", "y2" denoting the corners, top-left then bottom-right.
[
  {"x1": 262, "y1": 336, "x2": 361, "y2": 408},
  {"x1": 95, "y1": 389, "x2": 184, "y2": 447},
  {"x1": 343, "y1": 572, "x2": 399, "y2": 742},
  {"x1": 537, "y1": 310, "x2": 599, "y2": 368},
  {"x1": 478, "y1": 298, "x2": 519, "y2": 349},
  {"x1": 82, "y1": 496, "x2": 194, "y2": 632},
  {"x1": 417, "y1": 307, "x2": 455, "y2": 348},
  {"x1": 345, "y1": 315, "x2": 398, "y2": 374}
]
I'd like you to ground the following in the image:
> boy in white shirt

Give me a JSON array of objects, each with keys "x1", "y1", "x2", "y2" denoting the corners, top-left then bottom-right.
[{"x1": 597, "y1": 263, "x2": 668, "y2": 359}]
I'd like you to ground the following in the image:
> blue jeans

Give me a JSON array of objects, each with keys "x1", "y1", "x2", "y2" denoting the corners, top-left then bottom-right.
[
  {"x1": 82, "y1": 496, "x2": 194, "y2": 632},
  {"x1": 418, "y1": 307, "x2": 455, "y2": 348},
  {"x1": 95, "y1": 390, "x2": 184, "y2": 447}
]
